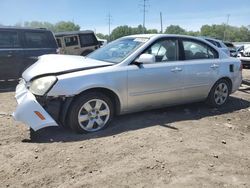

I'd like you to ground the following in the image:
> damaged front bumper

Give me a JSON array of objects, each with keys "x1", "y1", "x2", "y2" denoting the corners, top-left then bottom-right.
[{"x1": 13, "y1": 80, "x2": 58, "y2": 131}]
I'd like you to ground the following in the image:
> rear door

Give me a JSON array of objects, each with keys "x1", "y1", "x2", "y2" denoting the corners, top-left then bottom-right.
[
  {"x1": 22, "y1": 30, "x2": 58, "y2": 72},
  {"x1": 180, "y1": 38, "x2": 220, "y2": 101},
  {"x1": 0, "y1": 30, "x2": 23, "y2": 80}
]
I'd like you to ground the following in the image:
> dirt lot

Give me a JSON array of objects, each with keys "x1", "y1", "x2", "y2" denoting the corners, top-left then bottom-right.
[{"x1": 0, "y1": 70, "x2": 250, "y2": 188}]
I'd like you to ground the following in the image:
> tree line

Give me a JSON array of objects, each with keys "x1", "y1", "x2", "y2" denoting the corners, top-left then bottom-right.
[
  {"x1": 2, "y1": 21, "x2": 250, "y2": 42},
  {"x1": 5, "y1": 21, "x2": 81, "y2": 33},
  {"x1": 98, "y1": 24, "x2": 250, "y2": 42}
]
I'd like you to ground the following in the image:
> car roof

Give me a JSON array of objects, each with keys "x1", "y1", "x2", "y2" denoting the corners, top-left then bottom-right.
[
  {"x1": 0, "y1": 26, "x2": 50, "y2": 32},
  {"x1": 200, "y1": 36, "x2": 223, "y2": 43},
  {"x1": 123, "y1": 33, "x2": 206, "y2": 41},
  {"x1": 55, "y1": 30, "x2": 94, "y2": 37}
]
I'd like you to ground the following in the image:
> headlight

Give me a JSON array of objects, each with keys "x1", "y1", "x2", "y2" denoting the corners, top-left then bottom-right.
[{"x1": 29, "y1": 76, "x2": 57, "y2": 96}]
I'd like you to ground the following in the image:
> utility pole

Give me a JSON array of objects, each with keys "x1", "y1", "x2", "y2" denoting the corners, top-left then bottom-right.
[
  {"x1": 223, "y1": 14, "x2": 230, "y2": 41},
  {"x1": 160, "y1": 12, "x2": 163, "y2": 33},
  {"x1": 107, "y1": 13, "x2": 112, "y2": 41},
  {"x1": 140, "y1": 0, "x2": 149, "y2": 34},
  {"x1": 143, "y1": 0, "x2": 146, "y2": 33}
]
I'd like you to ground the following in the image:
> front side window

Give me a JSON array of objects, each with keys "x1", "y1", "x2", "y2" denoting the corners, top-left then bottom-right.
[
  {"x1": 88, "y1": 37, "x2": 148, "y2": 64},
  {"x1": 145, "y1": 39, "x2": 178, "y2": 62},
  {"x1": 183, "y1": 40, "x2": 218, "y2": 60},
  {"x1": 0, "y1": 31, "x2": 20, "y2": 48},
  {"x1": 64, "y1": 36, "x2": 79, "y2": 46}
]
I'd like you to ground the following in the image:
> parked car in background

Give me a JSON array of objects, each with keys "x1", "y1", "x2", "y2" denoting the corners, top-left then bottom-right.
[
  {"x1": 13, "y1": 34, "x2": 242, "y2": 133},
  {"x1": 201, "y1": 37, "x2": 230, "y2": 56},
  {"x1": 0, "y1": 27, "x2": 58, "y2": 81},
  {"x1": 236, "y1": 45, "x2": 244, "y2": 52},
  {"x1": 237, "y1": 45, "x2": 250, "y2": 67},
  {"x1": 55, "y1": 30, "x2": 99, "y2": 56},
  {"x1": 223, "y1": 41, "x2": 238, "y2": 57},
  {"x1": 97, "y1": 38, "x2": 108, "y2": 47}
]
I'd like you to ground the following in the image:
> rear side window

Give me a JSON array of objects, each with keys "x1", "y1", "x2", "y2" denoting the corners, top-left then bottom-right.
[
  {"x1": 24, "y1": 31, "x2": 56, "y2": 48},
  {"x1": 64, "y1": 36, "x2": 78, "y2": 46},
  {"x1": 79, "y1": 34, "x2": 98, "y2": 47},
  {"x1": 183, "y1": 40, "x2": 218, "y2": 60},
  {"x1": 0, "y1": 31, "x2": 21, "y2": 48},
  {"x1": 216, "y1": 41, "x2": 222, "y2": 48}
]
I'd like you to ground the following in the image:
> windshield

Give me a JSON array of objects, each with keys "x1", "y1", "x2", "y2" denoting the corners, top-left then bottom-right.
[{"x1": 88, "y1": 37, "x2": 148, "y2": 64}]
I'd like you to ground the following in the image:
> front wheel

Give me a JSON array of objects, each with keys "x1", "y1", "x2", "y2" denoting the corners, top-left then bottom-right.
[
  {"x1": 207, "y1": 79, "x2": 230, "y2": 107},
  {"x1": 67, "y1": 92, "x2": 114, "y2": 133}
]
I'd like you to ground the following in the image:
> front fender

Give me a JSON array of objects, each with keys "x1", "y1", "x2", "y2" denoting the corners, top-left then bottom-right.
[{"x1": 47, "y1": 69, "x2": 128, "y2": 113}]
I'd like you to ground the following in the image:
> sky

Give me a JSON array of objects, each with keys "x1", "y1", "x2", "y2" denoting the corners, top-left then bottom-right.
[{"x1": 0, "y1": 0, "x2": 249, "y2": 34}]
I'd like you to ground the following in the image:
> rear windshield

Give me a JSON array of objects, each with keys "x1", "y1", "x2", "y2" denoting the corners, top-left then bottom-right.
[
  {"x1": 24, "y1": 31, "x2": 57, "y2": 48},
  {"x1": 0, "y1": 30, "x2": 21, "y2": 48}
]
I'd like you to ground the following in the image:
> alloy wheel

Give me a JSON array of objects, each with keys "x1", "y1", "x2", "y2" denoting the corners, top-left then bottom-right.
[
  {"x1": 214, "y1": 83, "x2": 229, "y2": 105},
  {"x1": 78, "y1": 99, "x2": 110, "y2": 132}
]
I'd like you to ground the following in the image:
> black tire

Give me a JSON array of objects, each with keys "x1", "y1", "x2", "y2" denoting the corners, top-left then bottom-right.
[
  {"x1": 207, "y1": 79, "x2": 230, "y2": 108},
  {"x1": 29, "y1": 128, "x2": 37, "y2": 141},
  {"x1": 67, "y1": 92, "x2": 114, "y2": 134}
]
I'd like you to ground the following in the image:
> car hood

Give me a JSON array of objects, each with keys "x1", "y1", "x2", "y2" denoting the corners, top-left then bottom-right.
[{"x1": 22, "y1": 54, "x2": 113, "y2": 81}]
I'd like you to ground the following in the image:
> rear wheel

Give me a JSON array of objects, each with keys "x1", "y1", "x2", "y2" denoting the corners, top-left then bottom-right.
[
  {"x1": 207, "y1": 79, "x2": 230, "y2": 107},
  {"x1": 67, "y1": 92, "x2": 114, "y2": 133}
]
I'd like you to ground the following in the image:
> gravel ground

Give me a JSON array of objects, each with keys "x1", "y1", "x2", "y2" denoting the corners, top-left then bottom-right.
[{"x1": 0, "y1": 69, "x2": 249, "y2": 188}]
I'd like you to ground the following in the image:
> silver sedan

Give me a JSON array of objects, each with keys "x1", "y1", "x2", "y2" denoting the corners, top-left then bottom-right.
[{"x1": 13, "y1": 34, "x2": 242, "y2": 133}]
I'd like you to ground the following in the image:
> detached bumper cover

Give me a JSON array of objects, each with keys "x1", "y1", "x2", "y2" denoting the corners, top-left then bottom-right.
[{"x1": 13, "y1": 81, "x2": 58, "y2": 131}]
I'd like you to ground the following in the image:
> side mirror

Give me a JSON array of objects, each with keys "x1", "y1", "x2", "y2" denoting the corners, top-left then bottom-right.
[{"x1": 135, "y1": 54, "x2": 155, "y2": 64}]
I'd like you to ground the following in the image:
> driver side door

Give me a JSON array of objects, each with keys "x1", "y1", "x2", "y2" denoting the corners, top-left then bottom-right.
[{"x1": 127, "y1": 38, "x2": 186, "y2": 112}]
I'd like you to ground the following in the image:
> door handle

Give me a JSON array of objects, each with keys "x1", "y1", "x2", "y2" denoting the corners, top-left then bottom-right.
[
  {"x1": 171, "y1": 67, "x2": 182, "y2": 72},
  {"x1": 74, "y1": 47, "x2": 80, "y2": 49},
  {"x1": 210, "y1": 64, "x2": 219, "y2": 69}
]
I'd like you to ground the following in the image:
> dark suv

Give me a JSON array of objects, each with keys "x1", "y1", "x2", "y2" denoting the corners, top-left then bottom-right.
[{"x1": 0, "y1": 27, "x2": 58, "y2": 81}]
